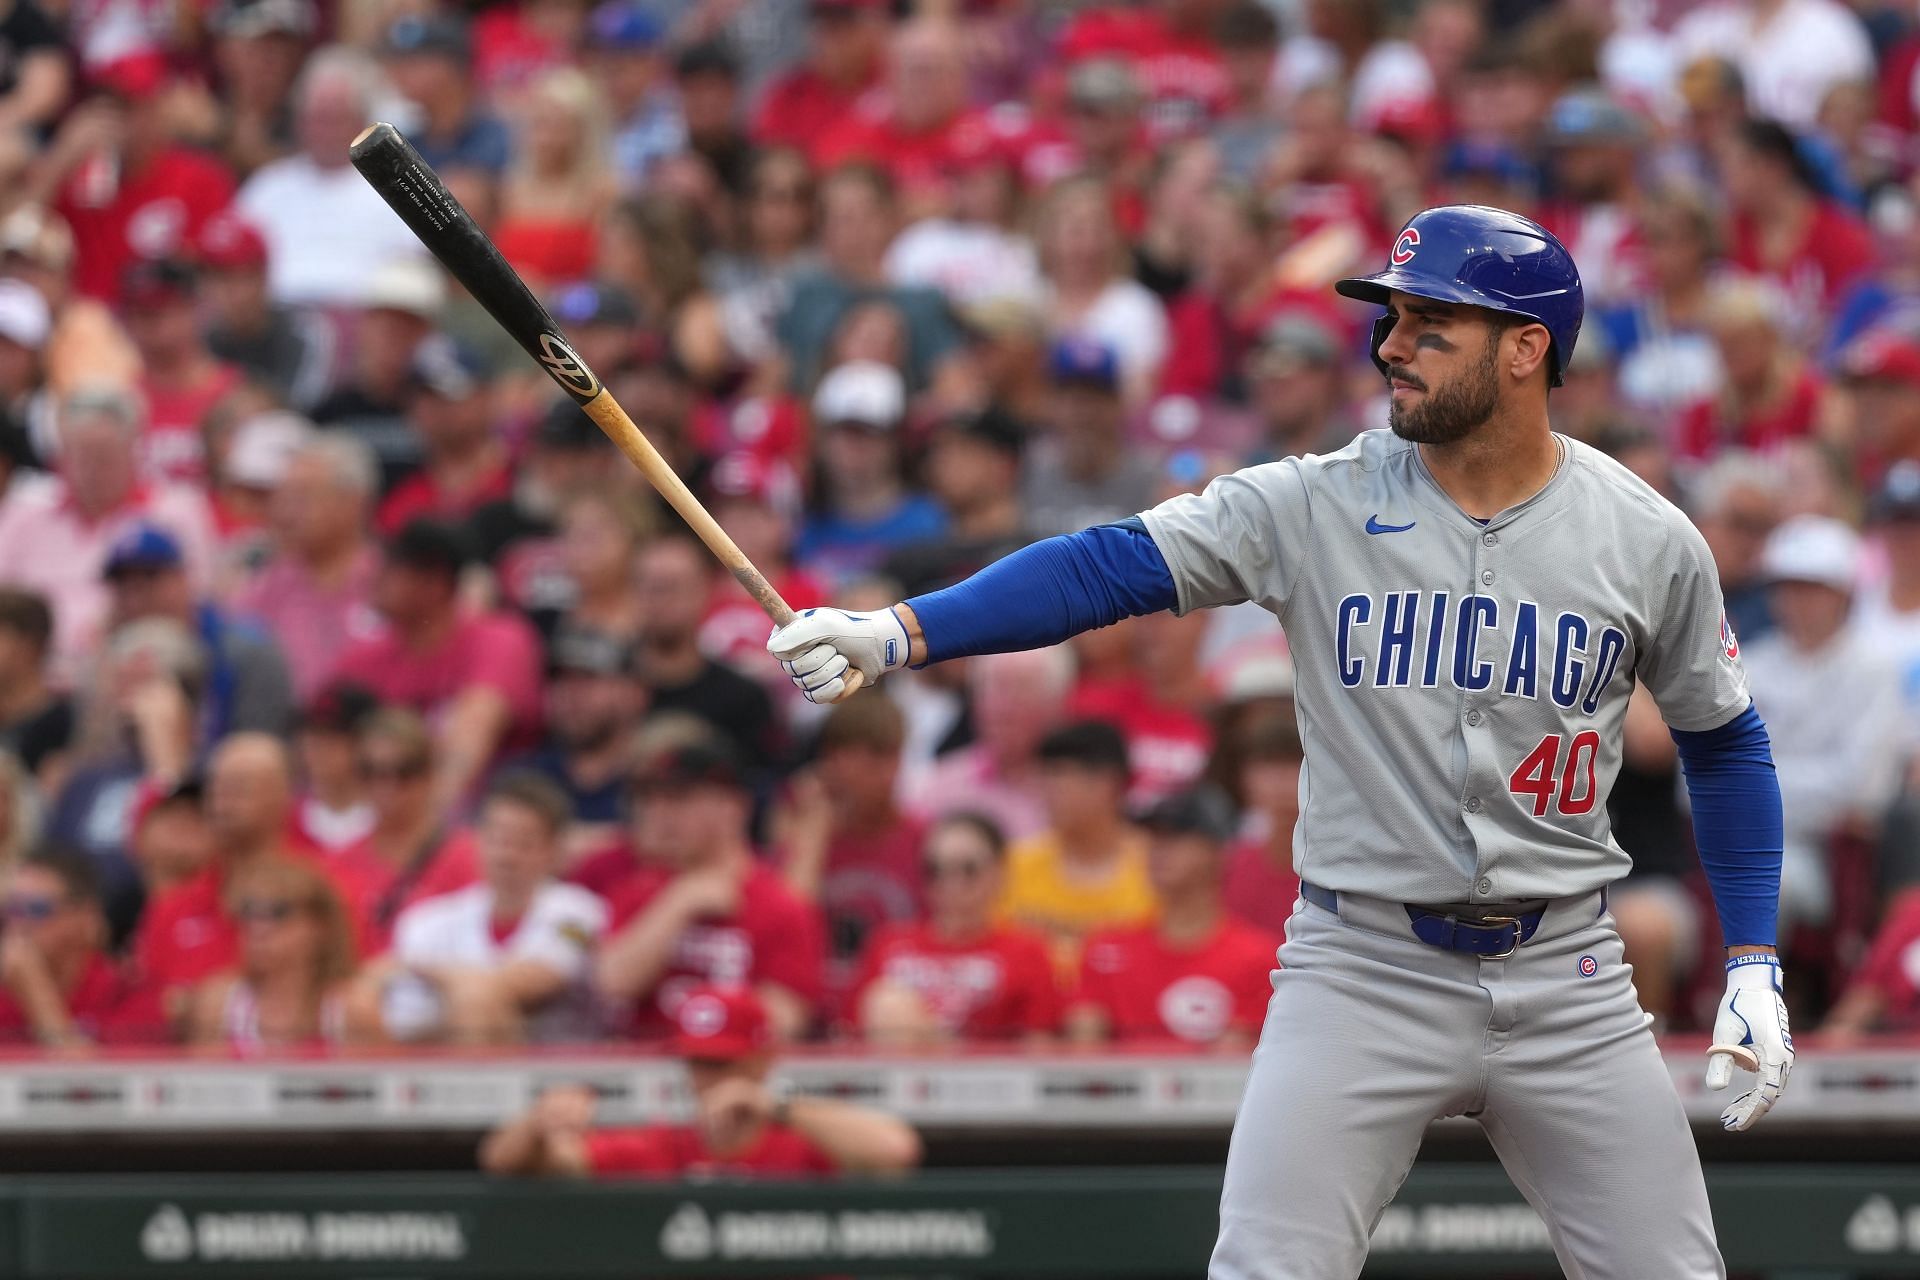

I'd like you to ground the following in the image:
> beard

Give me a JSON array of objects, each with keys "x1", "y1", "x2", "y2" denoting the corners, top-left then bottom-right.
[{"x1": 1387, "y1": 340, "x2": 1501, "y2": 445}]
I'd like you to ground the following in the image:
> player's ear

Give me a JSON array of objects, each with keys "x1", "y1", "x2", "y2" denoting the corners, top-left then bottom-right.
[{"x1": 1506, "y1": 321, "x2": 1552, "y2": 386}]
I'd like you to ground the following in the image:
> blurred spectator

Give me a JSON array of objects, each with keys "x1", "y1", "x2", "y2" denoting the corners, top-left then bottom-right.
[
  {"x1": 354, "y1": 772, "x2": 605, "y2": 1046},
  {"x1": 1067, "y1": 786, "x2": 1279, "y2": 1048},
  {"x1": 998, "y1": 719, "x2": 1154, "y2": 975},
  {"x1": 882, "y1": 131, "x2": 1039, "y2": 314},
  {"x1": 381, "y1": 13, "x2": 510, "y2": 221},
  {"x1": 1220, "y1": 713, "x2": 1302, "y2": 939},
  {"x1": 708, "y1": 147, "x2": 817, "y2": 367},
  {"x1": 50, "y1": 618, "x2": 206, "y2": 932},
  {"x1": 0, "y1": 277, "x2": 47, "y2": 456},
  {"x1": 796, "y1": 360, "x2": 945, "y2": 585},
  {"x1": 39, "y1": 57, "x2": 236, "y2": 302},
  {"x1": 532, "y1": 483, "x2": 647, "y2": 645},
  {"x1": 752, "y1": 0, "x2": 886, "y2": 160},
  {"x1": 1838, "y1": 325, "x2": 1920, "y2": 471},
  {"x1": 1688, "y1": 450, "x2": 1785, "y2": 644},
  {"x1": 0, "y1": 0, "x2": 68, "y2": 138},
  {"x1": 595, "y1": 737, "x2": 825, "y2": 1042},
  {"x1": 847, "y1": 812, "x2": 1058, "y2": 1045},
  {"x1": 1210, "y1": 4, "x2": 1283, "y2": 183},
  {"x1": 1602, "y1": 185, "x2": 1723, "y2": 419},
  {"x1": 516, "y1": 625, "x2": 644, "y2": 840},
  {"x1": 1671, "y1": 0, "x2": 1873, "y2": 131},
  {"x1": 1743, "y1": 517, "x2": 1906, "y2": 932},
  {"x1": 814, "y1": 17, "x2": 982, "y2": 213},
  {"x1": 1607, "y1": 689, "x2": 1704, "y2": 1028},
  {"x1": 130, "y1": 732, "x2": 319, "y2": 1000},
  {"x1": 632, "y1": 534, "x2": 780, "y2": 772},
  {"x1": 1720, "y1": 117, "x2": 1874, "y2": 315},
  {"x1": 885, "y1": 409, "x2": 1030, "y2": 597},
  {"x1": 913, "y1": 645, "x2": 1075, "y2": 841},
  {"x1": 1242, "y1": 312, "x2": 1355, "y2": 461},
  {"x1": 775, "y1": 164, "x2": 964, "y2": 395},
  {"x1": 232, "y1": 436, "x2": 380, "y2": 703},
  {"x1": 332, "y1": 520, "x2": 544, "y2": 815},
  {"x1": 127, "y1": 774, "x2": 211, "y2": 897},
  {"x1": 699, "y1": 453, "x2": 822, "y2": 682},
  {"x1": 0, "y1": 588, "x2": 71, "y2": 782},
  {"x1": 376, "y1": 336, "x2": 509, "y2": 538},
  {"x1": 102, "y1": 522, "x2": 294, "y2": 738},
  {"x1": 588, "y1": 3, "x2": 679, "y2": 192},
  {"x1": 185, "y1": 854, "x2": 356, "y2": 1050},
  {"x1": 122, "y1": 259, "x2": 244, "y2": 485},
  {"x1": 1822, "y1": 886, "x2": 1920, "y2": 1038},
  {"x1": 1674, "y1": 276, "x2": 1828, "y2": 462},
  {"x1": 310, "y1": 257, "x2": 446, "y2": 488},
  {"x1": 1022, "y1": 338, "x2": 1155, "y2": 538},
  {"x1": 1131, "y1": 138, "x2": 1216, "y2": 301},
  {"x1": 493, "y1": 69, "x2": 615, "y2": 290},
  {"x1": 481, "y1": 985, "x2": 920, "y2": 1178},
  {"x1": 291, "y1": 682, "x2": 376, "y2": 855},
  {"x1": 1068, "y1": 612, "x2": 1213, "y2": 804},
  {"x1": 0, "y1": 847, "x2": 154, "y2": 1047},
  {"x1": 1035, "y1": 177, "x2": 1169, "y2": 404},
  {"x1": 0, "y1": 384, "x2": 216, "y2": 678},
  {"x1": 674, "y1": 40, "x2": 752, "y2": 200},
  {"x1": 778, "y1": 694, "x2": 924, "y2": 990},
  {"x1": 1860, "y1": 462, "x2": 1920, "y2": 659},
  {"x1": 205, "y1": 0, "x2": 316, "y2": 178},
  {"x1": 195, "y1": 210, "x2": 333, "y2": 413},
  {"x1": 236, "y1": 46, "x2": 427, "y2": 307},
  {"x1": 331, "y1": 708, "x2": 479, "y2": 950},
  {"x1": 1537, "y1": 88, "x2": 1646, "y2": 309},
  {"x1": 1158, "y1": 182, "x2": 1281, "y2": 401}
]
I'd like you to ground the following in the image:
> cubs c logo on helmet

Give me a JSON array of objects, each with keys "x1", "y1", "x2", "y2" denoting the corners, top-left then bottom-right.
[{"x1": 1391, "y1": 227, "x2": 1421, "y2": 266}]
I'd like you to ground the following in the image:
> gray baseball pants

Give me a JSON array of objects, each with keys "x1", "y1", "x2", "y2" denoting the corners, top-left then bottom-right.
[{"x1": 1209, "y1": 888, "x2": 1724, "y2": 1279}]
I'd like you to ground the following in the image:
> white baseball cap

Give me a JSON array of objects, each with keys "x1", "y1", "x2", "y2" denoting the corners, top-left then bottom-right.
[
  {"x1": 1760, "y1": 515, "x2": 1861, "y2": 591},
  {"x1": 359, "y1": 255, "x2": 445, "y2": 319},
  {"x1": 0, "y1": 279, "x2": 50, "y2": 352},
  {"x1": 812, "y1": 360, "x2": 905, "y2": 430},
  {"x1": 225, "y1": 411, "x2": 315, "y2": 489}
]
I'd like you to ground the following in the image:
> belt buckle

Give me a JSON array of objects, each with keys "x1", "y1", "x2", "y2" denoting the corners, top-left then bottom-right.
[{"x1": 1476, "y1": 915, "x2": 1522, "y2": 959}]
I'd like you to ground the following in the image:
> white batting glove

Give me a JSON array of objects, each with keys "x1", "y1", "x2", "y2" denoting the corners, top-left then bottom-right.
[
  {"x1": 1705, "y1": 954, "x2": 1794, "y2": 1132},
  {"x1": 766, "y1": 606, "x2": 911, "y2": 704}
]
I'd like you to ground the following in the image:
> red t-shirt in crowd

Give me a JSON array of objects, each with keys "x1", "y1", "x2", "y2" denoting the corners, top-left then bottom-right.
[
  {"x1": 813, "y1": 108, "x2": 999, "y2": 203},
  {"x1": 139, "y1": 363, "x2": 245, "y2": 485},
  {"x1": 1066, "y1": 675, "x2": 1212, "y2": 805},
  {"x1": 0, "y1": 953, "x2": 167, "y2": 1043},
  {"x1": 843, "y1": 921, "x2": 1060, "y2": 1039},
  {"x1": 1055, "y1": 6, "x2": 1229, "y2": 140},
  {"x1": 375, "y1": 460, "x2": 516, "y2": 539},
  {"x1": 329, "y1": 830, "x2": 482, "y2": 954},
  {"x1": 1221, "y1": 841, "x2": 1301, "y2": 940},
  {"x1": 1844, "y1": 888, "x2": 1920, "y2": 1030},
  {"x1": 567, "y1": 841, "x2": 648, "y2": 900},
  {"x1": 797, "y1": 814, "x2": 927, "y2": 988},
  {"x1": 584, "y1": 1122, "x2": 835, "y2": 1178},
  {"x1": 604, "y1": 863, "x2": 827, "y2": 1039},
  {"x1": 331, "y1": 611, "x2": 544, "y2": 755},
  {"x1": 1730, "y1": 202, "x2": 1876, "y2": 311},
  {"x1": 58, "y1": 147, "x2": 237, "y2": 301},
  {"x1": 1672, "y1": 365, "x2": 1825, "y2": 461},
  {"x1": 1073, "y1": 918, "x2": 1281, "y2": 1044},
  {"x1": 752, "y1": 66, "x2": 883, "y2": 157}
]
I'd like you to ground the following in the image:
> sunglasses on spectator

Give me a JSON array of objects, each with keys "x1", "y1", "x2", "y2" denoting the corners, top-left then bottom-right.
[
  {"x1": 924, "y1": 857, "x2": 990, "y2": 883},
  {"x1": 234, "y1": 898, "x2": 303, "y2": 924},
  {"x1": 360, "y1": 758, "x2": 428, "y2": 782},
  {"x1": 2, "y1": 896, "x2": 62, "y2": 922}
]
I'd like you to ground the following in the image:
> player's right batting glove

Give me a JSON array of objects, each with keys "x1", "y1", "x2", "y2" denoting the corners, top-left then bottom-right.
[
  {"x1": 1705, "y1": 954, "x2": 1794, "y2": 1132},
  {"x1": 767, "y1": 607, "x2": 911, "y2": 704}
]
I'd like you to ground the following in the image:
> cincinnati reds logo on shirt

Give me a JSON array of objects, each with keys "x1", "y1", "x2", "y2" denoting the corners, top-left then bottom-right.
[
  {"x1": 1391, "y1": 227, "x2": 1421, "y2": 266},
  {"x1": 1158, "y1": 975, "x2": 1235, "y2": 1043},
  {"x1": 537, "y1": 332, "x2": 601, "y2": 400},
  {"x1": 1720, "y1": 613, "x2": 1740, "y2": 661}
]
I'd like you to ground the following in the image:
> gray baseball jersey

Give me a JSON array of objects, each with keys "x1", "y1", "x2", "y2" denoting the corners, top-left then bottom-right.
[{"x1": 1140, "y1": 429, "x2": 1750, "y2": 905}]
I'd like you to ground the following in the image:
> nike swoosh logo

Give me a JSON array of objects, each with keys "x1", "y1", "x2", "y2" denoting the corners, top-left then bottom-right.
[{"x1": 1365, "y1": 515, "x2": 1416, "y2": 534}]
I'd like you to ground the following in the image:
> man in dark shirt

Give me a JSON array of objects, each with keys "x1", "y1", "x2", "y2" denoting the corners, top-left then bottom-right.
[
  {"x1": 886, "y1": 408, "x2": 1032, "y2": 596},
  {"x1": 310, "y1": 258, "x2": 445, "y2": 490},
  {"x1": 511, "y1": 625, "x2": 644, "y2": 840},
  {"x1": 380, "y1": 13, "x2": 510, "y2": 213},
  {"x1": 196, "y1": 209, "x2": 332, "y2": 411},
  {"x1": 0, "y1": 587, "x2": 69, "y2": 778}
]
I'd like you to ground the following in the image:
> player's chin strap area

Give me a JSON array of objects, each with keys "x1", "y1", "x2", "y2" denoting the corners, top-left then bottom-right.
[{"x1": 1303, "y1": 882, "x2": 1570, "y2": 959}]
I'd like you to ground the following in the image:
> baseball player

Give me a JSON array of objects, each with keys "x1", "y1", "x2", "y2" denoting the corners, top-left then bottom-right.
[{"x1": 768, "y1": 205, "x2": 1789, "y2": 1279}]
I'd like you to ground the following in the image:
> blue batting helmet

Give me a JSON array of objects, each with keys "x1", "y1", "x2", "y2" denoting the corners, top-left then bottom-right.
[{"x1": 1336, "y1": 204, "x2": 1583, "y2": 387}]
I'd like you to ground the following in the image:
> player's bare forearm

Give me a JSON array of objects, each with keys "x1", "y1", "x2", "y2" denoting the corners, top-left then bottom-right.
[{"x1": 1726, "y1": 944, "x2": 1777, "y2": 959}]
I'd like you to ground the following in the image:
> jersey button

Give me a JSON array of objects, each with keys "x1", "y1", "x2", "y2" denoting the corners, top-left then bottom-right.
[
  {"x1": 1483, "y1": 532, "x2": 1498, "y2": 547},
  {"x1": 1465, "y1": 709, "x2": 1483, "y2": 726},
  {"x1": 1480, "y1": 570, "x2": 1495, "y2": 585},
  {"x1": 1477, "y1": 876, "x2": 1492, "y2": 894},
  {"x1": 1464, "y1": 795, "x2": 1482, "y2": 813}
]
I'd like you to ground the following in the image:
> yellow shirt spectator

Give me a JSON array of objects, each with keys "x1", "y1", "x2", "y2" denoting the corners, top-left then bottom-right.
[{"x1": 997, "y1": 828, "x2": 1157, "y2": 978}]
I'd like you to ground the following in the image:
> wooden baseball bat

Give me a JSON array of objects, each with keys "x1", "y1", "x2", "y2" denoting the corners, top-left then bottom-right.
[{"x1": 349, "y1": 122, "x2": 863, "y2": 694}]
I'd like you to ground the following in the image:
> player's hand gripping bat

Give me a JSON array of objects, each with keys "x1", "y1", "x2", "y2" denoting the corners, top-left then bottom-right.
[{"x1": 349, "y1": 122, "x2": 863, "y2": 693}]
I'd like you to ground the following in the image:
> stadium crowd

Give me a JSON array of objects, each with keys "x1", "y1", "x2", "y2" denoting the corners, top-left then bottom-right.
[{"x1": 0, "y1": 0, "x2": 1913, "y2": 1057}]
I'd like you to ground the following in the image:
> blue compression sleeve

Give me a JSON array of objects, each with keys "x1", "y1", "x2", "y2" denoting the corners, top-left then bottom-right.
[
  {"x1": 1670, "y1": 702, "x2": 1784, "y2": 948},
  {"x1": 904, "y1": 517, "x2": 1178, "y2": 664}
]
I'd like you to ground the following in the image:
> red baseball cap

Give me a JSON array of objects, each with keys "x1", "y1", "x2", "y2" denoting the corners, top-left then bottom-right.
[
  {"x1": 668, "y1": 985, "x2": 771, "y2": 1062},
  {"x1": 196, "y1": 211, "x2": 269, "y2": 272},
  {"x1": 93, "y1": 52, "x2": 170, "y2": 102}
]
